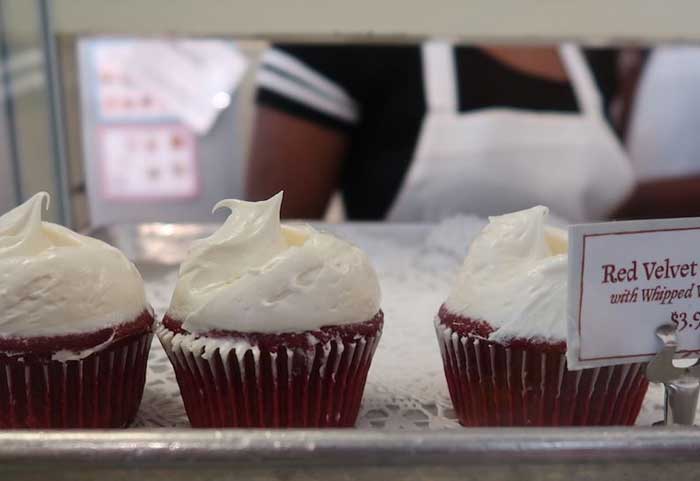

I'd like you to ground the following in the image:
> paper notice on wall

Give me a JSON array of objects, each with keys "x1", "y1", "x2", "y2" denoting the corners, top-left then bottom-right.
[
  {"x1": 99, "y1": 124, "x2": 199, "y2": 200},
  {"x1": 124, "y1": 40, "x2": 248, "y2": 134},
  {"x1": 93, "y1": 42, "x2": 173, "y2": 121}
]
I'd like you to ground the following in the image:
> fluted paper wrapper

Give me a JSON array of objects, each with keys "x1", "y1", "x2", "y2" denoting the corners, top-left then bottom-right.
[
  {"x1": 435, "y1": 320, "x2": 648, "y2": 426},
  {"x1": 157, "y1": 314, "x2": 383, "y2": 428},
  {"x1": 0, "y1": 330, "x2": 153, "y2": 429}
]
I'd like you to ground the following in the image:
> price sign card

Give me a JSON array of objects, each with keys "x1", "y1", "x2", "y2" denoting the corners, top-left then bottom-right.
[{"x1": 567, "y1": 217, "x2": 700, "y2": 370}]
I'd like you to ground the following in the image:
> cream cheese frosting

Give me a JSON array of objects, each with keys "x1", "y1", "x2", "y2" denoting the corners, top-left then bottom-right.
[
  {"x1": 167, "y1": 192, "x2": 381, "y2": 334},
  {"x1": 444, "y1": 206, "x2": 568, "y2": 343},
  {"x1": 0, "y1": 193, "x2": 148, "y2": 338}
]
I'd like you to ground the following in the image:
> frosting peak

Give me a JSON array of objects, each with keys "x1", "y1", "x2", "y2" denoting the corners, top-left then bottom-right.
[
  {"x1": 168, "y1": 193, "x2": 381, "y2": 334},
  {"x1": 444, "y1": 206, "x2": 568, "y2": 342},
  {"x1": 181, "y1": 192, "x2": 288, "y2": 289},
  {"x1": 0, "y1": 193, "x2": 148, "y2": 338},
  {"x1": 1, "y1": 192, "x2": 56, "y2": 256}
]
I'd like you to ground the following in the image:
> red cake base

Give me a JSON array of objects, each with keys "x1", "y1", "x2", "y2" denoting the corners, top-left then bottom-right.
[
  {"x1": 436, "y1": 305, "x2": 648, "y2": 427},
  {"x1": 0, "y1": 310, "x2": 154, "y2": 429},
  {"x1": 158, "y1": 312, "x2": 383, "y2": 428}
]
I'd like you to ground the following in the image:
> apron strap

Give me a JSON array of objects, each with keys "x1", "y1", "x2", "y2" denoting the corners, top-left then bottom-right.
[
  {"x1": 559, "y1": 44, "x2": 604, "y2": 119},
  {"x1": 424, "y1": 42, "x2": 603, "y2": 118},
  {"x1": 422, "y1": 41, "x2": 458, "y2": 114}
]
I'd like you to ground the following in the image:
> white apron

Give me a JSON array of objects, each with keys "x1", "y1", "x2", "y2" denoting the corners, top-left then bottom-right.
[{"x1": 388, "y1": 42, "x2": 634, "y2": 223}]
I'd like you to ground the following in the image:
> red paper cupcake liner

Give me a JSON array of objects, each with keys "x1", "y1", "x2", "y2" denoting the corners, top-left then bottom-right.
[
  {"x1": 0, "y1": 311, "x2": 154, "y2": 429},
  {"x1": 157, "y1": 312, "x2": 383, "y2": 428},
  {"x1": 435, "y1": 308, "x2": 648, "y2": 427}
]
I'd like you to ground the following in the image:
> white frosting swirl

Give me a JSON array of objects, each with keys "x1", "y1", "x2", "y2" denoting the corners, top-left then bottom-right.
[
  {"x1": 0, "y1": 193, "x2": 148, "y2": 338},
  {"x1": 167, "y1": 192, "x2": 381, "y2": 334},
  {"x1": 444, "y1": 206, "x2": 568, "y2": 343}
]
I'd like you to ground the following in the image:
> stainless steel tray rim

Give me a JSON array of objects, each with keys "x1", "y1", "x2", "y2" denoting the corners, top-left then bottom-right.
[{"x1": 2, "y1": 427, "x2": 699, "y2": 467}]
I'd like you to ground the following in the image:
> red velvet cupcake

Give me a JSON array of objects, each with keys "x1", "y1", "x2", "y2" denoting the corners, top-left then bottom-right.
[
  {"x1": 158, "y1": 193, "x2": 383, "y2": 427},
  {"x1": 0, "y1": 193, "x2": 154, "y2": 428},
  {"x1": 435, "y1": 206, "x2": 648, "y2": 426}
]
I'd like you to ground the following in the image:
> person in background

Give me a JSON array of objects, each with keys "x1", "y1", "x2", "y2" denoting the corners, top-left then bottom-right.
[
  {"x1": 616, "y1": 47, "x2": 700, "y2": 219},
  {"x1": 246, "y1": 43, "x2": 638, "y2": 222}
]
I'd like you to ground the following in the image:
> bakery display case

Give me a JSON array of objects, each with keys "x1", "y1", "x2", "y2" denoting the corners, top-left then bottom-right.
[
  {"x1": 3, "y1": 1, "x2": 700, "y2": 480},
  {"x1": 3, "y1": 219, "x2": 698, "y2": 480}
]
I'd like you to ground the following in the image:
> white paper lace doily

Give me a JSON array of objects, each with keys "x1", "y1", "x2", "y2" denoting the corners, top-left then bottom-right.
[{"x1": 134, "y1": 219, "x2": 669, "y2": 429}]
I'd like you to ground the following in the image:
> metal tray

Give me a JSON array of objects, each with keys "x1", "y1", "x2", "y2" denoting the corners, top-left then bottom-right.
[
  {"x1": 3, "y1": 427, "x2": 700, "y2": 480},
  {"x1": 2, "y1": 223, "x2": 699, "y2": 481}
]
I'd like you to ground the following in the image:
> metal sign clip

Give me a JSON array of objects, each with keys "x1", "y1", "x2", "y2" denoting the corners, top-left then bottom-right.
[{"x1": 646, "y1": 324, "x2": 700, "y2": 426}]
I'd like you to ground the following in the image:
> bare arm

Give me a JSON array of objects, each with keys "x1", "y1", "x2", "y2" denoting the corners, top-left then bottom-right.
[
  {"x1": 613, "y1": 175, "x2": 700, "y2": 220},
  {"x1": 245, "y1": 106, "x2": 350, "y2": 219}
]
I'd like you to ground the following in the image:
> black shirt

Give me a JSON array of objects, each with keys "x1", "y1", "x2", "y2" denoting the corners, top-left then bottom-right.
[{"x1": 256, "y1": 45, "x2": 619, "y2": 219}]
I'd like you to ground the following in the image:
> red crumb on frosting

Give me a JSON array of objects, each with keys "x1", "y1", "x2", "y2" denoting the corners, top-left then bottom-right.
[
  {"x1": 162, "y1": 310, "x2": 384, "y2": 353},
  {"x1": 437, "y1": 304, "x2": 566, "y2": 353},
  {"x1": 0, "y1": 310, "x2": 154, "y2": 356}
]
